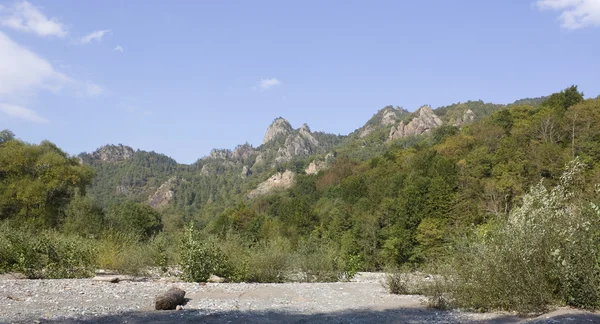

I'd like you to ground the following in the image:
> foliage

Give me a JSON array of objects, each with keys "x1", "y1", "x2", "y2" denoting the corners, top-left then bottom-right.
[
  {"x1": 105, "y1": 201, "x2": 163, "y2": 240},
  {"x1": 179, "y1": 224, "x2": 231, "y2": 282},
  {"x1": 442, "y1": 159, "x2": 600, "y2": 314},
  {"x1": 0, "y1": 139, "x2": 94, "y2": 227},
  {"x1": 0, "y1": 222, "x2": 96, "y2": 278}
]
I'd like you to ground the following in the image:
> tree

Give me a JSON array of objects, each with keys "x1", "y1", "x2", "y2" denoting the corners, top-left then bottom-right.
[
  {"x1": 0, "y1": 139, "x2": 94, "y2": 227},
  {"x1": 106, "y1": 202, "x2": 163, "y2": 240},
  {"x1": 0, "y1": 130, "x2": 15, "y2": 144}
]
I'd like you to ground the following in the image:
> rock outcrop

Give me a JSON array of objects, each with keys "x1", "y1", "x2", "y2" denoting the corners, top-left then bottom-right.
[
  {"x1": 147, "y1": 177, "x2": 179, "y2": 209},
  {"x1": 275, "y1": 125, "x2": 320, "y2": 163},
  {"x1": 247, "y1": 170, "x2": 295, "y2": 199},
  {"x1": 89, "y1": 144, "x2": 134, "y2": 163},
  {"x1": 451, "y1": 108, "x2": 476, "y2": 127},
  {"x1": 358, "y1": 106, "x2": 409, "y2": 138},
  {"x1": 241, "y1": 165, "x2": 251, "y2": 178},
  {"x1": 388, "y1": 105, "x2": 443, "y2": 141},
  {"x1": 263, "y1": 118, "x2": 293, "y2": 144},
  {"x1": 305, "y1": 153, "x2": 335, "y2": 175}
]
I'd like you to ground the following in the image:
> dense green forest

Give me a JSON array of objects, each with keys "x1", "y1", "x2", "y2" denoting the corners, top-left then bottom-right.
[{"x1": 2, "y1": 86, "x2": 600, "y2": 313}]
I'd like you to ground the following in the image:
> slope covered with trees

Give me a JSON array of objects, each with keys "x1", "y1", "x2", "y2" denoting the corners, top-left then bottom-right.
[{"x1": 2, "y1": 86, "x2": 600, "y2": 312}]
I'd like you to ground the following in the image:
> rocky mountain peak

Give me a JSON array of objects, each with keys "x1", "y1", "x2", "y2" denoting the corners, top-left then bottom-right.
[
  {"x1": 263, "y1": 117, "x2": 293, "y2": 144},
  {"x1": 89, "y1": 144, "x2": 134, "y2": 163},
  {"x1": 358, "y1": 106, "x2": 409, "y2": 138},
  {"x1": 388, "y1": 105, "x2": 443, "y2": 141}
]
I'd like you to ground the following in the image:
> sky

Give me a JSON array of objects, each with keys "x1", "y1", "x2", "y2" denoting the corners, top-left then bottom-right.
[{"x1": 0, "y1": 0, "x2": 599, "y2": 164}]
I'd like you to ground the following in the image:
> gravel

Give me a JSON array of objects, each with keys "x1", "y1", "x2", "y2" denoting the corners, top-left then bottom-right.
[{"x1": 1, "y1": 273, "x2": 599, "y2": 324}]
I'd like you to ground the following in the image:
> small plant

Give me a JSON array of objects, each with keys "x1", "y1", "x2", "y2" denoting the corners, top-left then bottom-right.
[
  {"x1": 383, "y1": 270, "x2": 409, "y2": 295},
  {"x1": 179, "y1": 224, "x2": 230, "y2": 282}
]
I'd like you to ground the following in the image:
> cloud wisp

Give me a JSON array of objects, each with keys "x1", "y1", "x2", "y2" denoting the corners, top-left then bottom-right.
[
  {"x1": 0, "y1": 103, "x2": 48, "y2": 124},
  {"x1": 536, "y1": 0, "x2": 600, "y2": 29},
  {"x1": 0, "y1": 31, "x2": 68, "y2": 97},
  {"x1": 256, "y1": 78, "x2": 282, "y2": 90},
  {"x1": 0, "y1": 0, "x2": 67, "y2": 37},
  {"x1": 78, "y1": 29, "x2": 110, "y2": 45}
]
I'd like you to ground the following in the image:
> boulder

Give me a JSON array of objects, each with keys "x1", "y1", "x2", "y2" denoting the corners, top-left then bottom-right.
[{"x1": 154, "y1": 286, "x2": 186, "y2": 310}]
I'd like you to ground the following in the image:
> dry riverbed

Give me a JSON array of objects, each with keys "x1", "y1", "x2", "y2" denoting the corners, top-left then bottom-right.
[{"x1": 1, "y1": 272, "x2": 599, "y2": 324}]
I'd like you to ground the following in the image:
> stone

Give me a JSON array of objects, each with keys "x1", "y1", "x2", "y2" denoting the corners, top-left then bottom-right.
[
  {"x1": 147, "y1": 177, "x2": 178, "y2": 209},
  {"x1": 88, "y1": 144, "x2": 135, "y2": 163},
  {"x1": 207, "y1": 274, "x2": 226, "y2": 283},
  {"x1": 154, "y1": 287, "x2": 186, "y2": 310},
  {"x1": 388, "y1": 105, "x2": 443, "y2": 141},
  {"x1": 263, "y1": 118, "x2": 293, "y2": 144},
  {"x1": 92, "y1": 276, "x2": 120, "y2": 283},
  {"x1": 247, "y1": 170, "x2": 295, "y2": 199}
]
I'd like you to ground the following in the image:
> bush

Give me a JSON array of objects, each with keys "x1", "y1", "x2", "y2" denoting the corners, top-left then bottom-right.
[
  {"x1": 96, "y1": 231, "x2": 176, "y2": 275},
  {"x1": 179, "y1": 224, "x2": 230, "y2": 282},
  {"x1": 383, "y1": 271, "x2": 410, "y2": 295},
  {"x1": 0, "y1": 222, "x2": 96, "y2": 278},
  {"x1": 442, "y1": 159, "x2": 600, "y2": 314}
]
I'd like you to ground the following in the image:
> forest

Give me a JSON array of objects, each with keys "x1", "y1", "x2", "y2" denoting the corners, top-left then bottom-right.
[{"x1": 2, "y1": 86, "x2": 600, "y2": 313}]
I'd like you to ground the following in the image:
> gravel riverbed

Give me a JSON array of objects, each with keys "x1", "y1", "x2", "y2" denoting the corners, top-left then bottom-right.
[{"x1": 1, "y1": 273, "x2": 599, "y2": 323}]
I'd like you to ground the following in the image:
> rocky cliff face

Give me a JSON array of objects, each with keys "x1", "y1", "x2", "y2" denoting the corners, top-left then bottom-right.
[
  {"x1": 305, "y1": 153, "x2": 334, "y2": 175},
  {"x1": 388, "y1": 105, "x2": 443, "y2": 141},
  {"x1": 263, "y1": 118, "x2": 293, "y2": 144},
  {"x1": 247, "y1": 170, "x2": 295, "y2": 199},
  {"x1": 275, "y1": 124, "x2": 320, "y2": 163},
  {"x1": 147, "y1": 177, "x2": 179, "y2": 209},
  {"x1": 89, "y1": 144, "x2": 134, "y2": 163},
  {"x1": 358, "y1": 106, "x2": 409, "y2": 138},
  {"x1": 451, "y1": 108, "x2": 476, "y2": 127}
]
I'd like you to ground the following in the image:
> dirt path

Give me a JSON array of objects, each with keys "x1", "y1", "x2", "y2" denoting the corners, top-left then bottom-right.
[{"x1": 1, "y1": 273, "x2": 599, "y2": 323}]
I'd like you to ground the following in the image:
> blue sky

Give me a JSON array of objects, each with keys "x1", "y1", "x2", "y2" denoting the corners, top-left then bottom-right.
[{"x1": 0, "y1": 0, "x2": 599, "y2": 164}]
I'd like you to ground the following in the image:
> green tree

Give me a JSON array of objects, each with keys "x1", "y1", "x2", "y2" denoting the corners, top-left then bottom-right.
[
  {"x1": 106, "y1": 202, "x2": 163, "y2": 240},
  {"x1": 0, "y1": 140, "x2": 94, "y2": 227}
]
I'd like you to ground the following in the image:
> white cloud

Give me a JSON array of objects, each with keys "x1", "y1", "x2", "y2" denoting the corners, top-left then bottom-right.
[
  {"x1": 112, "y1": 45, "x2": 123, "y2": 53},
  {"x1": 258, "y1": 78, "x2": 282, "y2": 90},
  {"x1": 0, "y1": 1, "x2": 67, "y2": 37},
  {"x1": 536, "y1": 0, "x2": 600, "y2": 29},
  {"x1": 78, "y1": 29, "x2": 110, "y2": 44},
  {"x1": 0, "y1": 31, "x2": 69, "y2": 96},
  {"x1": 0, "y1": 103, "x2": 48, "y2": 124},
  {"x1": 0, "y1": 30, "x2": 104, "y2": 114},
  {"x1": 84, "y1": 82, "x2": 104, "y2": 97}
]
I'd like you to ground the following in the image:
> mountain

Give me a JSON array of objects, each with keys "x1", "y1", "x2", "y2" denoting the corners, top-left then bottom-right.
[{"x1": 79, "y1": 96, "x2": 544, "y2": 214}]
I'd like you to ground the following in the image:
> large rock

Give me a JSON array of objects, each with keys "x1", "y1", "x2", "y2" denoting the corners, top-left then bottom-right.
[
  {"x1": 147, "y1": 177, "x2": 179, "y2": 209},
  {"x1": 263, "y1": 117, "x2": 293, "y2": 144},
  {"x1": 247, "y1": 170, "x2": 295, "y2": 199},
  {"x1": 358, "y1": 106, "x2": 409, "y2": 138},
  {"x1": 389, "y1": 105, "x2": 443, "y2": 141},
  {"x1": 88, "y1": 144, "x2": 134, "y2": 163},
  {"x1": 155, "y1": 287, "x2": 186, "y2": 310},
  {"x1": 305, "y1": 153, "x2": 334, "y2": 175}
]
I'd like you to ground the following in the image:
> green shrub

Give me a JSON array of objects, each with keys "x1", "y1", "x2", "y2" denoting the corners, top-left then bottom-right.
[
  {"x1": 0, "y1": 223, "x2": 96, "y2": 278},
  {"x1": 442, "y1": 159, "x2": 600, "y2": 314},
  {"x1": 383, "y1": 271, "x2": 410, "y2": 295},
  {"x1": 179, "y1": 224, "x2": 230, "y2": 282}
]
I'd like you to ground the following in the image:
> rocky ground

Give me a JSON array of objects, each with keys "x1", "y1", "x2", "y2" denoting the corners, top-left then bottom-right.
[{"x1": 1, "y1": 272, "x2": 600, "y2": 324}]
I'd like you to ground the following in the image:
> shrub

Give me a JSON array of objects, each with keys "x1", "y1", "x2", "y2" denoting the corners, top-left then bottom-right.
[
  {"x1": 0, "y1": 222, "x2": 96, "y2": 278},
  {"x1": 383, "y1": 271, "x2": 410, "y2": 295},
  {"x1": 442, "y1": 159, "x2": 600, "y2": 314},
  {"x1": 179, "y1": 224, "x2": 230, "y2": 282}
]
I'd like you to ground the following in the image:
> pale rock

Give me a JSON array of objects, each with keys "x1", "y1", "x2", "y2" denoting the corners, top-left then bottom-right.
[
  {"x1": 263, "y1": 117, "x2": 293, "y2": 144},
  {"x1": 247, "y1": 170, "x2": 295, "y2": 199},
  {"x1": 305, "y1": 153, "x2": 334, "y2": 175},
  {"x1": 147, "y1": 177, "x2": 178, "y2": 209},
  {"x1": 241, "y1": 165, "x2": 251, "y2": 178},
  {"x1": 88, "y1": 144, "x2": 134, "y2": 163},
  {"x1": 389, "y1": 105, "x2": 443, "y2": 141}
]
